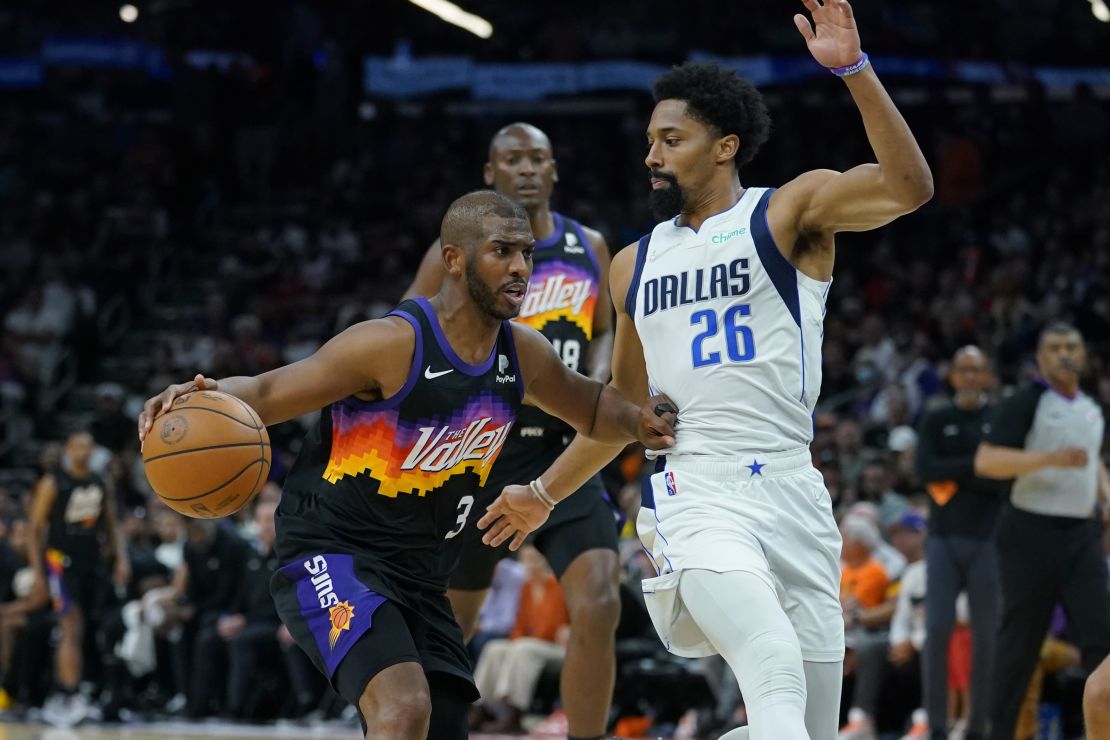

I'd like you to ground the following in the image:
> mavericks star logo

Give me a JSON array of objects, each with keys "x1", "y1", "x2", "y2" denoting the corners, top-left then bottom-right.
[{"x1": 328, "y1": 601, "x2": 355, "y2": 649}]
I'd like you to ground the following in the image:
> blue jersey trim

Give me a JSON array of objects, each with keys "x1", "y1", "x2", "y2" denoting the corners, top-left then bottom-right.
[
  {"x1": 501, "y1": 322, "x2": 526, "y2": 403},
  {"x1": 534, "y1": 212, "x2": 565, "y2": 249},
  {"x1": 411, "y1": 296, "x2": 497, "y2": 376},
  {"x1": 624, "y1": 234, "x2": 652, "y2": 320},
  {"x1": 568, "y1": 217, "x2": 602, "y2": 277},
  {"x1": 339, "y1": 309, "x2": 423, "y2": 411},
  {"x1": 751, "y1": 188, "x2": 801, "y2": 328}
]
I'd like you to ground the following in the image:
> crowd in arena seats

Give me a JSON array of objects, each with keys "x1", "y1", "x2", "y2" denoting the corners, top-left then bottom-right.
[{"x1": 0, "y1": 16, "x2": 1109, "y2": 733}]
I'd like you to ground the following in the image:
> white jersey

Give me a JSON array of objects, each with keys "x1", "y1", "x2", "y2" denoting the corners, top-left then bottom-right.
[{"x1": 628, "y1": 186, "x2": 831, "y2": 457}]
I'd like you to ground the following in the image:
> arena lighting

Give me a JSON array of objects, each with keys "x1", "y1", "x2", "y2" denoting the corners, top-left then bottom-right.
[
  {"x1": 119, "y1": 3, "x2": 139, "y2": 22},
  {"x1": 1092, "y1": 0, "x2": 1110, "y2": 22},
  {"x1": 407, "y1": 0, "x2": 493, "y2": 39}
]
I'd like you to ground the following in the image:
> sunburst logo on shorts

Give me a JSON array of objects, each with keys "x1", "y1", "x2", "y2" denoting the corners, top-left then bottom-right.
[{"x1": 328, "y1": 601, "x2": 355, "y2": 649}]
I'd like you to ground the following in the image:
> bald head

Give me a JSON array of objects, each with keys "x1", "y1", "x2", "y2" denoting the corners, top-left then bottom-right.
[
  {"x1": 950, "y1": 344, "x2": 990, "y2": 402},
  {"x1": 484, "y1": 123, "x2": 558, "y2": 209},
  {"x1": 488, "y1": 122, "x2": 552, "y2": 160},
  {"x1": 440, "y1": 190, "x2": 529, "y2": 254}
]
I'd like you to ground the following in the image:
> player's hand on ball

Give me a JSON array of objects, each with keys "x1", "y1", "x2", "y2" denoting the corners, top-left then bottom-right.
[
  {"x1": 640, "y1": 394, "x2": 677, "y2": 450},
  {"x1": 478, "y1": 484, "x2": 552, "y2": 551},
  {"x1": 138, "y1": 373, "x2": 218, "y2": 444}
]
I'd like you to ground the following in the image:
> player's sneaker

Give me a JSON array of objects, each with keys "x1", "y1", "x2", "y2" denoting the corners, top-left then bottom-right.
[
  {"x1": 529, "y1": 708, "x2": 568, "y2": 737},
  {"x1": 838, "y1": 708, "x2": 877, "y2": 740},
  {"x1": 899, "y1": 708, "x2": 930, "y2": 739}
]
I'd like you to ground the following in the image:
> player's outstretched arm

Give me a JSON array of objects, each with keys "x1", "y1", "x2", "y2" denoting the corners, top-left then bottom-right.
[
  {"x1": 138, "y1": 317, "x2": 415, "y2": 441},
  {"x1": 402, "y1": 239, "x2": 445, "y2": 299},
  {"x1": 769, "y1": 0, "x2": 933, "y2": 268}
]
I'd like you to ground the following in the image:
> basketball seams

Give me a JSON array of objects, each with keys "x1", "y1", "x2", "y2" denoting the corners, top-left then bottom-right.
[
  {"x1": 143, "y1": 441, "x2": 272, "y2": 464},
  {"x1": 170, "y1": 404, "x2": 264, "y2": 431},
  {"x1": 219, "y1": 393, "x2": 266, "y2": 430},
  {"x1": 156, "y1": 458, "x2": 269, "y2": 502}
]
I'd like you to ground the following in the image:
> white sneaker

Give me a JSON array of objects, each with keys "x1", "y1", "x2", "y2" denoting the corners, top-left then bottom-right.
[
  {"x1": 949, "y1": 718, "x2": 967, "y2": 740},
  {"x1": 42, "y1": 692, "x2": 87, "y2": 728},
  {"x1": 839, "y1": 708, "x2": 877, "y2": 740},
  {"x1": 900, "y1": 708, "x2": 930, "y2": 739}
]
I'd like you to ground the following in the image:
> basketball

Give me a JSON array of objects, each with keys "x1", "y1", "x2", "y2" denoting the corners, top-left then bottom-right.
[{"x1": 142, "y1": 390, "x2": 271, "y2": 519}]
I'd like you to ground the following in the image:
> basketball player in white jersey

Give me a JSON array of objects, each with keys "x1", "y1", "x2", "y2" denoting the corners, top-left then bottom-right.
[{"x1": 479, "y1": 2, "x2": 933, "y2": 739}]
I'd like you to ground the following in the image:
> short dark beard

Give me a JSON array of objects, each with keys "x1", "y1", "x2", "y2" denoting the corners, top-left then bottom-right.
[
  {"x1": 648, "y1": 171, "x2": 685, "y2": 221},
  {"x1": 465, "y1": 258, "x2": 519, "y2": 321}
]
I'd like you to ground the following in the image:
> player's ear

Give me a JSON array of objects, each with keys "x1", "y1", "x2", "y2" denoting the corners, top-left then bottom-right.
[
  {"x1": 717, "y1": 134, "x2": 740, "y2": 165},
  {"x1": 441, "y1": 242, "x2": 467, "y2": 278},
  {"x1": 550, "y1": 159, "x2": 559, "y2": 183},
  {"x1": 483, "y1": 162, "x2": 495, "y2": 187}
]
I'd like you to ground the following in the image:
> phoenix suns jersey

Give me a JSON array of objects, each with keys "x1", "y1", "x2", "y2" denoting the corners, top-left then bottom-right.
[
  {"x1": 275, "y1": 297, "x2": 524, "y2": 601},
  {"x1": 46, "y1": 468, "x2": 110, "y2": 564},
  {"x1": 505, "y1": 212, "x2": 601, "y2": 449},
  {"x1": 627, "y1": 187, "x2": 832, "y2": 457}
]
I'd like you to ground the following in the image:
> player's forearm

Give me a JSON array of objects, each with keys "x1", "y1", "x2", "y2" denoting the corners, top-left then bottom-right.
[
  {"x1": 974, "y1": 443, "x2": 1053, "y2": 479},
  {"x1": 26, "y1": 528, "x2": 44, "y2": 578},
  {"x1": 217, "y1": 373, "x2": 309, "y2": 427},
  {"x1": 583, "y1": 384, "x2": 640, "y2": 445},
  {"x1": 842, "y1": 67, "x2": 933, "y2": 207},
  {"x1": 539, "y1": 434, "x2": 626, "y2": 502},
  {"x1": 585, "y1": 330, "x2": 614, "y2": 384}
]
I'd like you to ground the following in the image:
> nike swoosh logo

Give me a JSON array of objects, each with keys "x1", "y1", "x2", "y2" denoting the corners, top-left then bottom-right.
[{"x1": 424, "y1": 366, "x2": 454, "y2": 379}]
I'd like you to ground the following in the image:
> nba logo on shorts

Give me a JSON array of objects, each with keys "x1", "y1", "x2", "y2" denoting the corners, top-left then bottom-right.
[{"x1": 665, "y1": 471, "x2": 678, "y2": 497}]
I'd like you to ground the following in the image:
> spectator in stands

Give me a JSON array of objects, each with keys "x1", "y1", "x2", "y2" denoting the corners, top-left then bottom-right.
[
  {"x1": 174, "y1": 518, "x2": 251, "y2": 718},
  {"x1": 839, "y1": 516, "x2": 894, "y2": 740},
  {"x1": 468, "y1": 557, "x2": 526, "y2": 662},
  {"x1": 471, "y1": 545, "x2": 570, "y2": 734},
  {"x1": 915, "y1": 345, "x2": 1002, "y2": 740},
  {"x1": 190, "y1": 499, "x2": 282, "y2": 720},
  {"x1": 90, "y1": 383, "x2": 135, "y2": 455}
]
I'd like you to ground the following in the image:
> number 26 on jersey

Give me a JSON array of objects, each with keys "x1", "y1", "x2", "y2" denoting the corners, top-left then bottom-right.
[{"x1": 690, "y1": 304, "x2": 756, "y2": 368}]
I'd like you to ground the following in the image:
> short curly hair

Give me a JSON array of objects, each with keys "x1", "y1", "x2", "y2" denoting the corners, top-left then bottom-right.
[{"x1": 652, "y1": 61, "x2": 771, "y2": 170}]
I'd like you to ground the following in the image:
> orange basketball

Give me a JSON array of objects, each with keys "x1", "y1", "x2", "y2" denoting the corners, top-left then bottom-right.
[{"x1": 142, "y1": 390, "x2": 271, "y2": 519}]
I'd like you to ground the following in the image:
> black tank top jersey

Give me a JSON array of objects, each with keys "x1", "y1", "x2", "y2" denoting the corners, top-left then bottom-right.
[
  {"x1": 506, "y1": 213, "x2": 601, "y2": 450},
  {"x1": 275, "y1": 297, "x2": 524, "y2": 601},
  {"x1": 46, "y1": 468, "x2": 109, "y2": 564}
]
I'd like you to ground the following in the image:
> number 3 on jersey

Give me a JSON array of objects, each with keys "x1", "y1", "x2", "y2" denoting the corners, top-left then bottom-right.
[
  {"x1": 445, "y1": 495, "x2": 474, "y2": 539},
  {"x1": 690, "y1": 305, "x2": 755, "y2": 368}
]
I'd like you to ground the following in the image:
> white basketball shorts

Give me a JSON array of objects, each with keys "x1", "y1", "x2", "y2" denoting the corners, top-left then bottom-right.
[{"x1": 636, "y1": 448, "x2": 844, "y2": 662}]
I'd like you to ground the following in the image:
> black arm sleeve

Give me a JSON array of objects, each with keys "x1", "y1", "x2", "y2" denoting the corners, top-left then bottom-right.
[
  {"x1": 985, "y1": 385, "x2": 1043, "y2": 448},
  {"x1": 915, "y1": 410, "x2": 976, "y2": 482}
]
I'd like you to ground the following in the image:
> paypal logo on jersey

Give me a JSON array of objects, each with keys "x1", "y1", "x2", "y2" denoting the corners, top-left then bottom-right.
[{"x1": 642, "y1": 258, "x2": 751, "y2": 317}]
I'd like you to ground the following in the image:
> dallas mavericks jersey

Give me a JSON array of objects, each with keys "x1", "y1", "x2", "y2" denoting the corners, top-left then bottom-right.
[
  {"x1": 627, "y1": 187, "x2": 831, "y2": 457},
  {"x1": 276, "y1": 297, "x2": 524, "y2": 599},
  {"x1": 508, "y1": 212, "x2": 601, "y2": 445}
]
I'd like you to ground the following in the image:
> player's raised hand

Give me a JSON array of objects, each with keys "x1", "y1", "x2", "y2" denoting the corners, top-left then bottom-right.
[
  {"x1": 794, "y1": 0, "x2": 862, "y2": 70},
  {"x1": 640, "y1": 394, "x2": 677, "y2": 450},
  {"x1": 478, "y1": 484, "x2": 553, "y2": 551},
  {"x1": 138, "y1": 373, "x2": 219, "y2": 443}
]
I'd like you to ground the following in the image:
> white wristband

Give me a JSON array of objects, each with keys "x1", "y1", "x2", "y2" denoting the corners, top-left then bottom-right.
[{"x1": 529, "y1": 479, "x2": 557, "y2": 510}]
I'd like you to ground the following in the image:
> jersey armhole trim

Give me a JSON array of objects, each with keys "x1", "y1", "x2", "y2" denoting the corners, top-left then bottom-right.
[
  {"x1": 570, "y1": 219, "x2": 603, "y2": 276},
  {"x1": 624, "y1": 234, "x2": 652, "y2": 320},
  {"x1": 751, "y1": 188, "x2": 801, "y2": 328},
  {"x1": 501, "y1": 322, "x2": 526, "y2": 403},
  {"x1": 339, "y1": 310, "x2": 424, "y2": 411}
]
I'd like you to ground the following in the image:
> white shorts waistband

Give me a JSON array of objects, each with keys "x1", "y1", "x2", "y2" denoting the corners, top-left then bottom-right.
[{"x1": 658, "y1": 447, "x2": 813, "y2": 479}]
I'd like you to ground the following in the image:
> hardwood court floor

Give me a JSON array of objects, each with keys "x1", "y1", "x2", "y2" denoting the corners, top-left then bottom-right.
[{"x1": 0, "y1": 722, "x2": 539, "y2": 740}]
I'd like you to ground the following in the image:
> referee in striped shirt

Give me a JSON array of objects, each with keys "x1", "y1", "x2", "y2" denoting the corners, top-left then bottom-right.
[{"x1": 974, "y1": 323, "x2": 1110, "y2": 740}]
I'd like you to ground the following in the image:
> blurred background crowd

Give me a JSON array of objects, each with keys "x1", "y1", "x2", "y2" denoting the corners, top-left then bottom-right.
[{"x1": 1, "y1": 0, "x2": 1109, "y2": 738}]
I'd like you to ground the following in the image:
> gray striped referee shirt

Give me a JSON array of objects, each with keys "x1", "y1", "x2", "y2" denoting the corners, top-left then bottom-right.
[{"x1": 986, "y1": 381, "x2": 1104, "y2": 519}]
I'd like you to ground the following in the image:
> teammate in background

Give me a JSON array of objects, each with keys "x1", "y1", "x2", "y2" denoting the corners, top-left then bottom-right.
[
  {"x1": 138, "y1": 191, "x2": 673, "y2": 740},
  {"x1": 404, "y1": 122, "x2": 621, "y2": 740},
  {"x1": 479, "y1": 2, "x2": 933, "y2": 739},
  {"x1": 28, "y1": 431, "x2": 130, "y2": 726}
]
